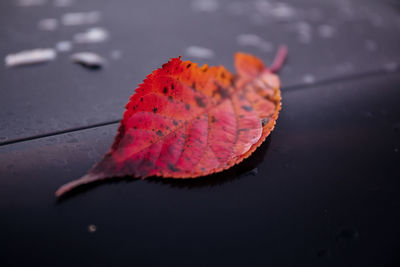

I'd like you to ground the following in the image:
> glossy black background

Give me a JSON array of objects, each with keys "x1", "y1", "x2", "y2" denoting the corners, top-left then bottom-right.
[{"x1": 1, "y1": 0, "x2": 400, "y2": 266}]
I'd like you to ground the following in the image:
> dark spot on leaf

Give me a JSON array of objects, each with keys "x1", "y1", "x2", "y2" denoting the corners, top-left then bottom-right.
[
  {"x1": 261, "y1": 117, "x2": 270, "y2": 126},
  {"x1": 140, "y1": 97, "x2": 143, "y2": 102},
  {"x1": 163, "y1": 87, "x2": 168, "y2": 94},
  {"x1": 173, "y1": 120, "x2": 178, "y2": 126},
  {"x1": 238, "y1": 128, "x2": 249, "y2": 132},
  {"x1": 211, "y1": 116, "x2": 216, "y2": 123},
  {"x1": 168, "y1": 164, "x2": 179, "y2": 172},
  {"x1": 185, "y1": 104, "x2": 190, "y2": 110},
  {"x1": 168, "y1": 95, "x2": 173, "y2": 101},
  {"x1": 187, "y1": 63, "x2": 191, "y2": 68},
  {"x1": 156, "y1": 130, "x2": 163, "y2": 136},
  {"x1": 213, "y1": 84, "x2": 230, "y2": 98},
  {"x1": 153, "y1": 107, "x2": 158, "y2": 113},
  {"x1": 195, "y1": 96, "x2": 206, "y2": 107},
  {"x1": 242, "y1": 105, "x2": 253, "y2": 111},
  {"x1": 171, "y1": 83, "x2": 174, "y2": 90}
]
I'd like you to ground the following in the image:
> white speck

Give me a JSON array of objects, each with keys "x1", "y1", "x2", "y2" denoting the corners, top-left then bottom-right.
[
  {"x1": 364, "y1": 40, "x2": 377, "y2": 52},
  {"x1": 5, "y1": 49, "x2": 56, "y2": 67},
  {"x1": 302, "y1": 74, "x2": 315, "y2": 84},
  {"x1": 237, "y1": 34, "x2": 263, "y2": 46},
  {"x1": 334, "y1": 62, "x2": 354, "y2": 74},
  {"x1": 185, "y1": 46, "x2": 215, "y2": 59},
  {"x1": 296, "y1": 22, "x2": 312, "y2": 44},
  {"x1": 383, "y1": 62, "x2": 398, "y2": 72},
  {"x1": 53, "y1": 0, "x2": 74, "y2": 7},
  {"x1": 318, "y1": 24, "x2": 335, "y2": 38},
  {"x1": 74, "y1": 27, "x2": 109, "y2": 43},
  {"x1": 110, "y1": 50, "x2": 122, "y2": 60},
  {"x1": 55, "y1": 41, "x2": 72, "y2": 52},
  {"x1": 270, "y1": 2, "x2": 296, "y2": 21},
  {"x1": 71, "y1": 52, "x2": 106, "y2": 69},
  {"x1": 191, "y1": 0, "x2": 219, "y2": 12},
  {"x1": 15, "y1": 0, "x2": 47, "y2": 7},
  {"x1": 61, "y1": 11, "x2": 101, "y2": 26},
  {"x1": 38, "y1": 18, "x2": 58, "y2": 31},
  {"x1": 236, "y1": 34, "x2": 273, "y2": 52},
  {"x1": 88, "y1": 224, "x2": 97, "y2": 233}
]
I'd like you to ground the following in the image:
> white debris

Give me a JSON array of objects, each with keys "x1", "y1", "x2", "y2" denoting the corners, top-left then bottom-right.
[
  {"x1": 55, "y1": 41, "x2": 72, "y2": 52},
  {"x1": 54, "y1": 0, "x2": 74, "y2": 7},
  {"x1": 71, "y1": 52, "x2": 106, "y2": 69},
  {"x1": 61, "y1": 11, "x2": 101, "y2": 26},
  {"x1": 318, "y1": 24, "x2": 335, "y2": 38},
  {"x1": 5, "y1": 49, "x2": 56, "y2": 67},
  {"x1": 74, "y1": 27, "x2": 109, "y2": 43},
  {"x1": 15, "y1": 0, "x2": 47, "y2": 7},
  {"x1": 364, "y1": 39, "x2": 377, "y2": 51},
  {"x1": 38, "y1": 18, "x2": 58, "y2": 31},
  {"x1": 185, "y1": 46, "x2": 215, "y2": 59},
  {"x1": 191, "y1": 0, "x2": 219, "y2": 12},
  {"x1": 236, "y1": 34, "x2": 273, "y2": 52},
  {"x1": 302, "y1": 74, "x2": 315, "y2": 84}
]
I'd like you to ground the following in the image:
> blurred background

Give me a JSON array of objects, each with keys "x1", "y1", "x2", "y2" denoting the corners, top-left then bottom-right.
[{"x1": 0, "y1": 0, "x2": 399, "y2": 266}]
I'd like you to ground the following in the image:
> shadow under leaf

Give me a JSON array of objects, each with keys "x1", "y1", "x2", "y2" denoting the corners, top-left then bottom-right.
[{"x1": 57, "y1": 136, "x2": 272, "y2": 202}]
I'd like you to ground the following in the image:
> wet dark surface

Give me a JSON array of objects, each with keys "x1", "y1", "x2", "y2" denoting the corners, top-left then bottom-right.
[{"x1": 1, "y1": 0, "x2": 400, "y2": 266}]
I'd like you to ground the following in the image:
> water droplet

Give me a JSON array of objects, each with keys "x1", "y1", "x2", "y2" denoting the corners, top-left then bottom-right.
[
  {"x1": 110, "y1": 50, "x2": 122, "y2": 60},
  {"x1": 302, "y1": 74, "x2": 315, "y2": 84},
  {"x1": 318, "y1": 24, "x2": 335, "y2": 38},
  {"x1": 88, "y1": 224, "x2": 97, "y2": 233}
]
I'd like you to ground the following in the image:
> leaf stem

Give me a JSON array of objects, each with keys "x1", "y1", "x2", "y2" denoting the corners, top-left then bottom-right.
[
  {"x1": 269, "y1": 45, "x2": 288, "y2": 73},
  {"x1": 55, "y1": 173, "x2": 104, "y2": 197}
]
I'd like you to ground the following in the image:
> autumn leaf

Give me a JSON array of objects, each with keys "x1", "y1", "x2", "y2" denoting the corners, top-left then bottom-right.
[{"x1": 55, "y1": 46, "x2": 288, "y2": 197}]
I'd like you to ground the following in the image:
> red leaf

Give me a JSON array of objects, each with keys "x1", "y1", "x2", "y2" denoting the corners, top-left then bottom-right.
[{"x1": 55, "y1": 46, "x2": 287, "y2": 196}]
